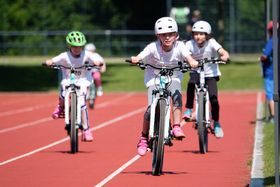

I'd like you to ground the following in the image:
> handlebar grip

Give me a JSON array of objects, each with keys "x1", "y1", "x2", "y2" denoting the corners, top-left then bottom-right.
[
  {"x1": 125, "y1": 59, "x2": 132, "y2": 63},
  {"x1": 42, "y1": 62, "x2": 48, "y2": 67}
]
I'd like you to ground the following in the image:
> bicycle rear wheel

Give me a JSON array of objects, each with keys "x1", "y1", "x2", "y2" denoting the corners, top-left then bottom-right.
[
  {"x1": 70, "y1": 92, "x2": 78, "y2": 153},
  {"x1": 152, "y1": 99, "x2": 166, "y2": 176},
  {"x1": 197, "y1": 91, "x2": 208, "y2": 154}
]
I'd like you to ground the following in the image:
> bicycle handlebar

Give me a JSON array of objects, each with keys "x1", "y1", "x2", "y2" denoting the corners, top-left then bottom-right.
[
  {"x1": 125, "y1": 59, "x2": 191, "y2": 73},
  {"x1": 42, "y1": 61, "x2": 99, "y2": 71},
  {"x1": 197, "y1": 58, "x2": 227, "y2": 67}
]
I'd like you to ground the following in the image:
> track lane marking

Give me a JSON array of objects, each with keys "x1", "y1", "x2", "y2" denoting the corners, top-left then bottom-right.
[
  {"x1": 0, "y1": 107, "x2": 145, "y2": 166},
  {"x1": 95, "y1": 155, "x2": 141, "y2": 187},
  {"x1": 0, "y1": 93, "x2": 136, "y2": 133},
  {"x1": 0, "y1": 103, "x2": 55, "y2": 117},
  {"x1": 0, "y1": 117, "x2": 52, "y2": 134}
]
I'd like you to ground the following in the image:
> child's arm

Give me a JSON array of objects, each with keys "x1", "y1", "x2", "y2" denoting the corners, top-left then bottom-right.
[
  {"x1": 185, "y1": 55, "x2": 198, "y2": 68},
  {"x1": 218, "y1": 48, "x2": 230, "y2": 62}
]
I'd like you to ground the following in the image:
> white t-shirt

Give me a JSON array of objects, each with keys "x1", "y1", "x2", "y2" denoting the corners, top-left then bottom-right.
[
  {"x1": 185, "y1": 38, "x2": 222, "y2": 77},
  {"x1": 138, "y1": 40, "x2": 191, "y2": 87},
  {"x1": 52, "y1": 50, "x2": 99, "y2": 86}
]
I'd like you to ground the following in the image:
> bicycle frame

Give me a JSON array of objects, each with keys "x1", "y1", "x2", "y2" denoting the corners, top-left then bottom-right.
[
  {"x1": 125, "y1": 59, "x2": 190, "y2": 175},
  {"x1": 195, "y1": 66, "x2": 211, "y2": 128},
  {"x1": 149, "y1": 74, "x2": 172, "y2": 142},
  {"x1": 193, "y1": 58, "x2": 225, "y2": 153},
  {"x1": 43, "y1": 62, "x2": 95, "y2": 153},
  {"x1": 64, "y1": 69, "x2": 82, "y2": 127}
]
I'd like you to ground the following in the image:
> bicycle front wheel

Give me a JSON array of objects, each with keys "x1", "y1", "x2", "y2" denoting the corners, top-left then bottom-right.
[
  {"x1": 152, "y1": 99, "x2": 166, "y2": 176},
  {"x1": 197, "y1": 91, "x2": 208, "y2": 154},
  {"x1": 70, "y1": 92, "x2": 78, "y2": 154}
]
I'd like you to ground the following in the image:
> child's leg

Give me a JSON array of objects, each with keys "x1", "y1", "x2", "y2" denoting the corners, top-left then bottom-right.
[
  {"x1": 185, "y1": 73, "x2": 199, "y2": 109},
  {"x1": 93, "y1": 71, "x2": 102, "y2": 87},
  {"x1": 265, "y1": 78, "x2": 274, "y2": 118},
  {"x1": 183, "y1": 73, "x2": 199, "y2": 120},
  {"x1": 93, "y1": 71, "x2": 103, "y2": 96},
  {"x1": 171, "y1": 89, "x2": 185, "y2": 138},
  {"x1": 206, "y1": 77, "x2": 224, "y2": 138},
  {"x1": 52, "y1": 86, "x2": 65, "y2": 119},
  {"x1": 79, "y1": 85, "x2": 93, "y2": 141},
  {"x1": 206, "y1": 77, "x2": 219, "y2": 121},
  {"x1": 137, "y1": 106, "x2": 150, "y2": 156}
]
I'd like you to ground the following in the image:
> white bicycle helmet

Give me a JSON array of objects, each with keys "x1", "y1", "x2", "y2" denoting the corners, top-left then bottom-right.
[
  {"x1": 154, "y1": 17, "x2": 178, "y2": 35},
  {"x1": 85, "y1": 43, "x2": 96, "y2": 52},
  {"x1": 192, "y1": 20, "x2": 212, "y2": 34}
]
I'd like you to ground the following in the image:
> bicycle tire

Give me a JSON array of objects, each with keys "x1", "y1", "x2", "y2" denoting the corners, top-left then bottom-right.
[
  {"x1": 152, "y1": 99, "x2": 166, "y2": 176},
  {"x1": 70, "y1": 92, "x2": 78, "y2": 153},
  {"x1": 197, "y1": 91, "x2": 208, "y2": 154}
]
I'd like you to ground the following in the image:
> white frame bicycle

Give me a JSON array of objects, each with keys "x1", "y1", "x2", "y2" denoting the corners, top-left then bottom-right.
[
  {"x1": 126, "y1": 59, "x2": 190, "y2": 175},
  {"x1": 193, "y1": 58, "x2": 225, "y2": 154},
  {"x1": 43, "y1": 62, "x2": 94, "y2": 153}
]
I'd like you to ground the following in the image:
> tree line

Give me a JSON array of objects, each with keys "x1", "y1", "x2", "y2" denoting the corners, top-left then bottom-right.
[{"x1": 0, "y1": 0, "x2": 266, "y2": 55}]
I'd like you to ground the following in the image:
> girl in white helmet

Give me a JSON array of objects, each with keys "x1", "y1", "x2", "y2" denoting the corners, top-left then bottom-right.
[
  {"x1": 182, "y1": 20, "x2": 230, "y2": 138},
  {"x1": 129, "y1": 17, "x2": 198, "y2": 156}
]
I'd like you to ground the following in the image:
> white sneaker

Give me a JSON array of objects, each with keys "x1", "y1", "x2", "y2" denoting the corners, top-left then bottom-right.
[{"x1": 97, "y1": 87, "x2": 103, "y2": 96}]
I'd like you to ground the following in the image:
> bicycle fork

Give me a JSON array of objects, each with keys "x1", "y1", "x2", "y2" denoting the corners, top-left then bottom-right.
[
  {"x1": 195, "y1": 88, "x2": 211, "y2": 127},
  {"x1": 65, "y1": 89, "x2": 82, "y2": 127},
  {"x1": 149, "y1": 96, "x2": 171, "y2": 144}
]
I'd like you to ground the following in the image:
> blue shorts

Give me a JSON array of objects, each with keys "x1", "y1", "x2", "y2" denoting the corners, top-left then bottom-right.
[{"x1": 264, "y1": 78, "x2": 274, "y2": 101}]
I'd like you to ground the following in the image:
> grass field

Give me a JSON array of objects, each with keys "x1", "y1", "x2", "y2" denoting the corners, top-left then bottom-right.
[
  {"x1": 263, "y1": 121, "x2": 279, "y2": 187},
  {"x1": 0, "y1": 54, "x2": 263, "y2": 92}
]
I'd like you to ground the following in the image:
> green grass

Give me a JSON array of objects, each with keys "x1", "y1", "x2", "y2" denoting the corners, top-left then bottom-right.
[
  {"x1": 0, "y1": 56, "x2": 263, "y2": 92},
  {"x1": 263, "y1": 121, "x2": 280, "y2": 187}
]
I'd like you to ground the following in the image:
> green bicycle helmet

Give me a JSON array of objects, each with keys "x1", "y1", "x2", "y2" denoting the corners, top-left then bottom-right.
[{"x1": 66, "y1": 31, "x2": 87, "y2": 46}]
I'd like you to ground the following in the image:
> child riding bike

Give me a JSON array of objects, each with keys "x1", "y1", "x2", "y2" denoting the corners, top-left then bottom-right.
[
  {"x1": 129, "y1": 17, "x2": 198, "y2": 156},
  {"x1": 45, "y1": 31, "x2": 103, "y2": 141},
  {"x1": 85, "y1": 43, "x2": 106, "y2": 96},
  {"x1": 182, "y1": 20, "x2": 230, "y2": 138}
]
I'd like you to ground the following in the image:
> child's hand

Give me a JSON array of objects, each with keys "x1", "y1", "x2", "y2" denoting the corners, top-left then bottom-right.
[
  {"x1": 45, "y1": 59, "x2": 53, "y2": 66},
  {"x1": 131, "y1": 56, "x2": 141, "y2": 64},
  {"x1": 189, "y1": 59, "x2": 198, "y2": 68},
  {"x1": 94, "y1": 60, "x2": 103, "y2": 67},
  {"x1": 221, "y1": 55, "x2": 230, "y2": 63}
]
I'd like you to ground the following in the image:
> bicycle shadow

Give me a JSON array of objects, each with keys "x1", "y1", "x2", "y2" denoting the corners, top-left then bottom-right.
[
  {"x1": 41, "y1": 150, "x2": 96, "y2": 154},
  {"x1": 167, "y1": 149, "x2": 220, "y2": 154},
  {"x1": 121, "y1": 170, "x2": 188, "y2": 176}
]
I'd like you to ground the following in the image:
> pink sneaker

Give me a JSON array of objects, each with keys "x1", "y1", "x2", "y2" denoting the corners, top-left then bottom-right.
[
  {"x1": 52, "y1": 105, "x2": 64, "y2": 119},
  {"x1": 172, "y1": 125, "x2": 185, "y2": 139},
  {"x1": 82, "y1": 129, "x2": 93, "y2": 142},
  {"x1": 137, "y1": 137, "x2": 148, "y2": 156}
]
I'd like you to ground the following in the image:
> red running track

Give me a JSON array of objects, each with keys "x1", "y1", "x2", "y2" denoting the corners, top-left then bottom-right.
[{"x1": 0, "y1": 91, "x2": 257, "y2": 187}]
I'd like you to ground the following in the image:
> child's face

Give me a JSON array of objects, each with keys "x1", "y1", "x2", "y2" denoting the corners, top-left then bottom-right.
[
  {"x1": 157, "y1": 32, "x2": 178, "y2": 50},
  {"x1": 70, "y1": 46, "x2": 83, "y2": 56},
  {"x1": 193, "y1": 32, "x2": 207, "y2": 46}
]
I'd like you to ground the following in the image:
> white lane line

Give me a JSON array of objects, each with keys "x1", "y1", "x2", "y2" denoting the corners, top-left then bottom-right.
[
  {"x1": 95, "y1": 155, "x2": 141, "y2": 187},
  {"x1": 250, "y1": 91, "x2": 264, "y2": 187},
  {"x1": 0, "y1": 93, "x2": 135, "y2": 117},
  {"x1": 0, "y1": 93, "x2": 135, "y2": 134},
  {"x1": 94, "y1": 92, "x2": 135, "y2": 109},
  {"x1": 0, "y1": 117, "x2": 52, "y2": 134},
  {"x1": 0, "y1": 107, "x2": 145, "y2": 166},
  {"x1": 0, "y1": 103, "x2": 55, "y2": 117}
]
